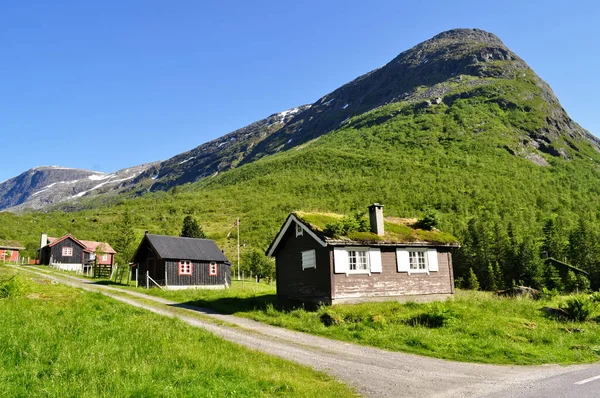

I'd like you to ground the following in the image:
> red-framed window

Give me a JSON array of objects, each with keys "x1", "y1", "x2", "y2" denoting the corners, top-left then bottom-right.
[
  {"x1": 62, "y1": 247, "x2": 73, "y2": 257},
  {"x1": 209, "y1": 262, "x2": 218, "y2": 276},
  {"x1": 178, "y1": 260, "x2": 192, "y2": 276}
]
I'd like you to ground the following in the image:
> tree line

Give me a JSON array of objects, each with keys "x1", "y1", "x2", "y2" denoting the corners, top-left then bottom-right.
[{"x1": 454, "y1": 215, "x2": 599, "y2": 292}]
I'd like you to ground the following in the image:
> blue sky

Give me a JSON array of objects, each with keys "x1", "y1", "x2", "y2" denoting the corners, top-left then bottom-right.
[{"x1": 1, "y1": 1, "x2": 599, "y2": 182}]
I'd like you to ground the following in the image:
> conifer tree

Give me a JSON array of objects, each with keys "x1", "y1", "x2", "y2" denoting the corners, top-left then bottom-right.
[
  {"x1": 467, "y1": 268, "x2": 480, "y2": 291},
  {"x1": 113, "y1": 208, "x2": 136, "y2": 265},
  {"x1": 181, "y1": 216, "x2": 206, "y2": 239}
]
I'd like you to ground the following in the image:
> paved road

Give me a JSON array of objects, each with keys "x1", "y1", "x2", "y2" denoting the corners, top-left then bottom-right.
[{"x1": 18, "y1": 267, "x2": 600, "y2": 398}]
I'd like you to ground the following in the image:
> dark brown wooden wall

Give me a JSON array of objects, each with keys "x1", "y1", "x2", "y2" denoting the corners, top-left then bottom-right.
[
  {"x1": 166, "y1": 261, "x2": 230, "y2": 286},
  {"x1": 48, "y1": 238, "x2": 85, "y2": 264},
  {"x1": 275, "y1": 223, "x2": 331, "y2": 301},
  {"x1": 332, "y1": 248, "x2": 454, "y2": 300}
]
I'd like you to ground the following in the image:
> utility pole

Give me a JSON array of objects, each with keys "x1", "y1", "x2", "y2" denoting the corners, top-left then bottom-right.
[{"x1": 237, "y1": 217, "x2": 241, "y2": 280}]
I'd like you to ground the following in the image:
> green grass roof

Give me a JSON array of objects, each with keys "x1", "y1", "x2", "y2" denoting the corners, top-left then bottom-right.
[
  {"x1": 0, "y1": 239, "x2": 25, "y2": 249},
  {"x1": 294, "y1": 211, "x2": 459, "y2": 246}
]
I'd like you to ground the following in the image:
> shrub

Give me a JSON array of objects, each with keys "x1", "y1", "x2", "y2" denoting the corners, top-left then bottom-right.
[
  {"x1": 589, "y1": 292, "x2": 600, "y2": 303},
  {"x1": 558, "y1": 296, "x2": 598, "y2": 322},
  {"x1": 323, "y1": 212, "x2": 370, "y2": 237},
  {"x1": 415, "y1": 210, "x2": 439, "y2": 230},
  {"x1": 407, "y1": 303, "x2": 456, "y2": 328},
  {"x1": 0, "y1": 276, "x2": 25, "y2": 298},
  {"x1": 319, "y1": 308, "x2": 344, "y2": 326}
]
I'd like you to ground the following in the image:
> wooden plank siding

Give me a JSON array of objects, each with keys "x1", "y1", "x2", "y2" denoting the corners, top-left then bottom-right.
[
  {"x1": 48, "y1": 238, "x2": 86, "y2": 265},
  {"x1": 275, "y1": 222, "x2": 331, "y2": 302},
  {"x1": 166, "y1": 260, "x2": 229, "y2": 287},
  {"x1": 332, "y1": 248, "x2": 454, "y2": 303}
]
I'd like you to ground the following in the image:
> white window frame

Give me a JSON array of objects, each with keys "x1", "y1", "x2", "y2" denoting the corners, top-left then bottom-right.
[
  {"x1": 295, "y1": 222, "x2": 303, "y2": 237},
  {"x1": 301, "y1": 249, "x2": 316, "y2": 270},
  {"x1": 397, "y1": 248, "x2": 439, "y2": 275},
  {"x1": 62, "y1": 247, "x2": 73, "y2": 257},
  {"x1": 347, "y1": 247, "x2": 370, "y2": 275},
  {"x1": 334, "y1": 247, "x2": 383, "y2": 275},
  {"x1": 101, "y1": 253, "x2": 108, "y2": 261},
  {"x1": 409, "y1": 250, "x2": 428, "y2": 273}
]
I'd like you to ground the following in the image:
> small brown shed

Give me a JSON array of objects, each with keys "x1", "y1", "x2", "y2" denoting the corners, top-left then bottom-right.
[{"x1": 266, "y1": 204, "x2": 460, "y2": 304}]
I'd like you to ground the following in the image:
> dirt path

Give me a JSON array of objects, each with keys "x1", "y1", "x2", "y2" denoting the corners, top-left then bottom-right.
[{"x1": 18, "y1": 267, "x2": 600, "y2": 397}]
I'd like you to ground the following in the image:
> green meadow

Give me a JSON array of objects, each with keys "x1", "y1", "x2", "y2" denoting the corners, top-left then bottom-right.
[
  {"x1": 110, "y1": 277, "x2": 600, "y2": 366},
  {"x1": 0, "y1": 265, "x2": 356, "y2": 397}
]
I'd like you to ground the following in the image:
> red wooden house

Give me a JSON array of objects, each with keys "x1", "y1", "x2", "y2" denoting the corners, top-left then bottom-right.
[{"x1": 0, "y1": 240, "x2": 25, "y2": 262}]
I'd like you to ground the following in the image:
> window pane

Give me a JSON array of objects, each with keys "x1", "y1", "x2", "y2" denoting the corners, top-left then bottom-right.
[
  {"x1": 358, "y1": 251, "x2": 368, "y2": 270},
  {"x1": 348, "y1": 251, "x2": 357, "y2": 270}
]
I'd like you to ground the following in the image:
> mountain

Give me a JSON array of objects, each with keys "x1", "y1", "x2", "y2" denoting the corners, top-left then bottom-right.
[
  {"x1": 1, "y1": 27, "x2": 599, "y2": 216},
  {"x1": 128, "y1": 28, "x2": 599, "y2": 193},
  {"x1": 3, "y1": 28, "x2": 600, "y2": 288},
  {"x1": 0, "y1": 164, "x2": 154, "y2": 211}
]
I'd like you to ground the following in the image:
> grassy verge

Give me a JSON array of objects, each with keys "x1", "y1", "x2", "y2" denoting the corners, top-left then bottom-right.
[
  {"x1": 112, "y1": 280, "x2": 600, "y2": 365},
  {"x1": 0, "y1": 266, "x2": 356, "y2": 397},
  {"x1": 30, "y1": 266, "x2": 600, "y2": 365}
]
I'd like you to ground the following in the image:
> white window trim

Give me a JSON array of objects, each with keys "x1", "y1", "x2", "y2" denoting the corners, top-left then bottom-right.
[
  {"x1": 397, "y1": 248, "x2": 439, "y2": 275},
  {"x1": 301, "y1": 249, "x2": 316, "y2": 270},
  {"x1": 346, "y1": 247, "x2": 371, "y2": 275},
  {"x1": 101, "y1": 253, "x2": 108, "y2": 261},
  {"x1": 295, "y1": 222, "x2": 303, "y2": 237},
  {"x1": 62, "y1": 247, "x2": 73, "y2": 257},
  {"x1": 408, "y1": 249, "x2": 429, "y2": 275}
]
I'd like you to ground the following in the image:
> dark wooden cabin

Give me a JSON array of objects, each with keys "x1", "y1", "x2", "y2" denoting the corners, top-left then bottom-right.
[
  {"x1": 132, "y1": 233, "x2": 230, "y2": 290},
  {"x1": 39, "y1": 233, "x2": 117, "y2": 272},
  {"x1": 266, "y1": 204, "x2": 460, "y2": 304}
]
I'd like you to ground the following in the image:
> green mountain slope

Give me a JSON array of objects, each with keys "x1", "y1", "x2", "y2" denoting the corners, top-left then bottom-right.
[{"x1": 2, "y1": 28, "x2": 600, "y2": 290}]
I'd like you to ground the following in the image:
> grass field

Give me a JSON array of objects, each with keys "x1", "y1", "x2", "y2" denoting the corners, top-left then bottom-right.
[
  {"x1": 28, "y1": 266, "x2": 600, "y2": 365},
  {"x1": 0, "y1": 266, "x2": 356, "y2": 397},
  {"x1": 104, "y1": 277, "x2": 600, "y2": 366}
]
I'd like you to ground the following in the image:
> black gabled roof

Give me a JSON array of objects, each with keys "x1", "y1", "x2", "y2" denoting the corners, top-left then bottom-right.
[{"x1": 144, "y1": 234, "x2": 229, "y2": 262}]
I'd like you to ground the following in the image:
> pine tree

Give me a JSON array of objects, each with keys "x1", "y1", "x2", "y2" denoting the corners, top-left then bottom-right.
[
  {"x1": 467, "y1": 268, "x2": 480, "y2": 291},
  {"x1": 180, "y1": 216, "x2": 206, "y2": 239},
  {"x1": 486, "y1": 264, "x2": 498, "y2": 291},
  {"x1": 544, "y1": 264, "x2": 564, "y2": 292},
  {"x1": 113, "y1": 208, "x2": 136, "y2": 265},
  {"x1": 564, "y1": 270, "x2": 577, "y2": 293}
]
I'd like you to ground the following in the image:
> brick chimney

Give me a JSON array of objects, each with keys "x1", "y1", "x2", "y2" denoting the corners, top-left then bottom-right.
[{"x1": 368, "y1": 203, "x2": 384, "y2": 236}]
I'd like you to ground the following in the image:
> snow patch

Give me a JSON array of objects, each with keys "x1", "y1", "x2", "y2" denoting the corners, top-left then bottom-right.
[
  {"x1": 342, "y1": 104, "x2": 349, "y2": 109},
  {"x1": 218, "y1": 142, "x2": 226, "y2": 147},
  {"x1": 340, "y1": 117, "x2": 350, "y2": 125},
  {"x1": 30, "y1": 180, "x2": 80, "y2": 197},
  {"x1": 278, "y1": 107, "x2": 302, "y2": 123},
  {"x1": 88, "y1": 174, "x2": 112, "y2": 181},
  {"x1": 179, "y1": 156, "x2": 196, "y2": 165},
  {"x1": 70, "y1": 174, "x2": 138, "y2": 199},
  {"x1": 287, "y1": 139, "x2": 293, "y2": 144}
]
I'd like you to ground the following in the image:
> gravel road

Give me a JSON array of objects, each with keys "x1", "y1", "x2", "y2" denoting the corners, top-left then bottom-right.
[{"x1": 18, "y1": 267, "x2": 600, "y2": 397}]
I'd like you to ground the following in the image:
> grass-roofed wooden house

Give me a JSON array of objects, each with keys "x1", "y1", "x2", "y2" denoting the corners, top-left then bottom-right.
[{"x1": 266, "y1": 204, "x2": 460, "y2": 304}]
